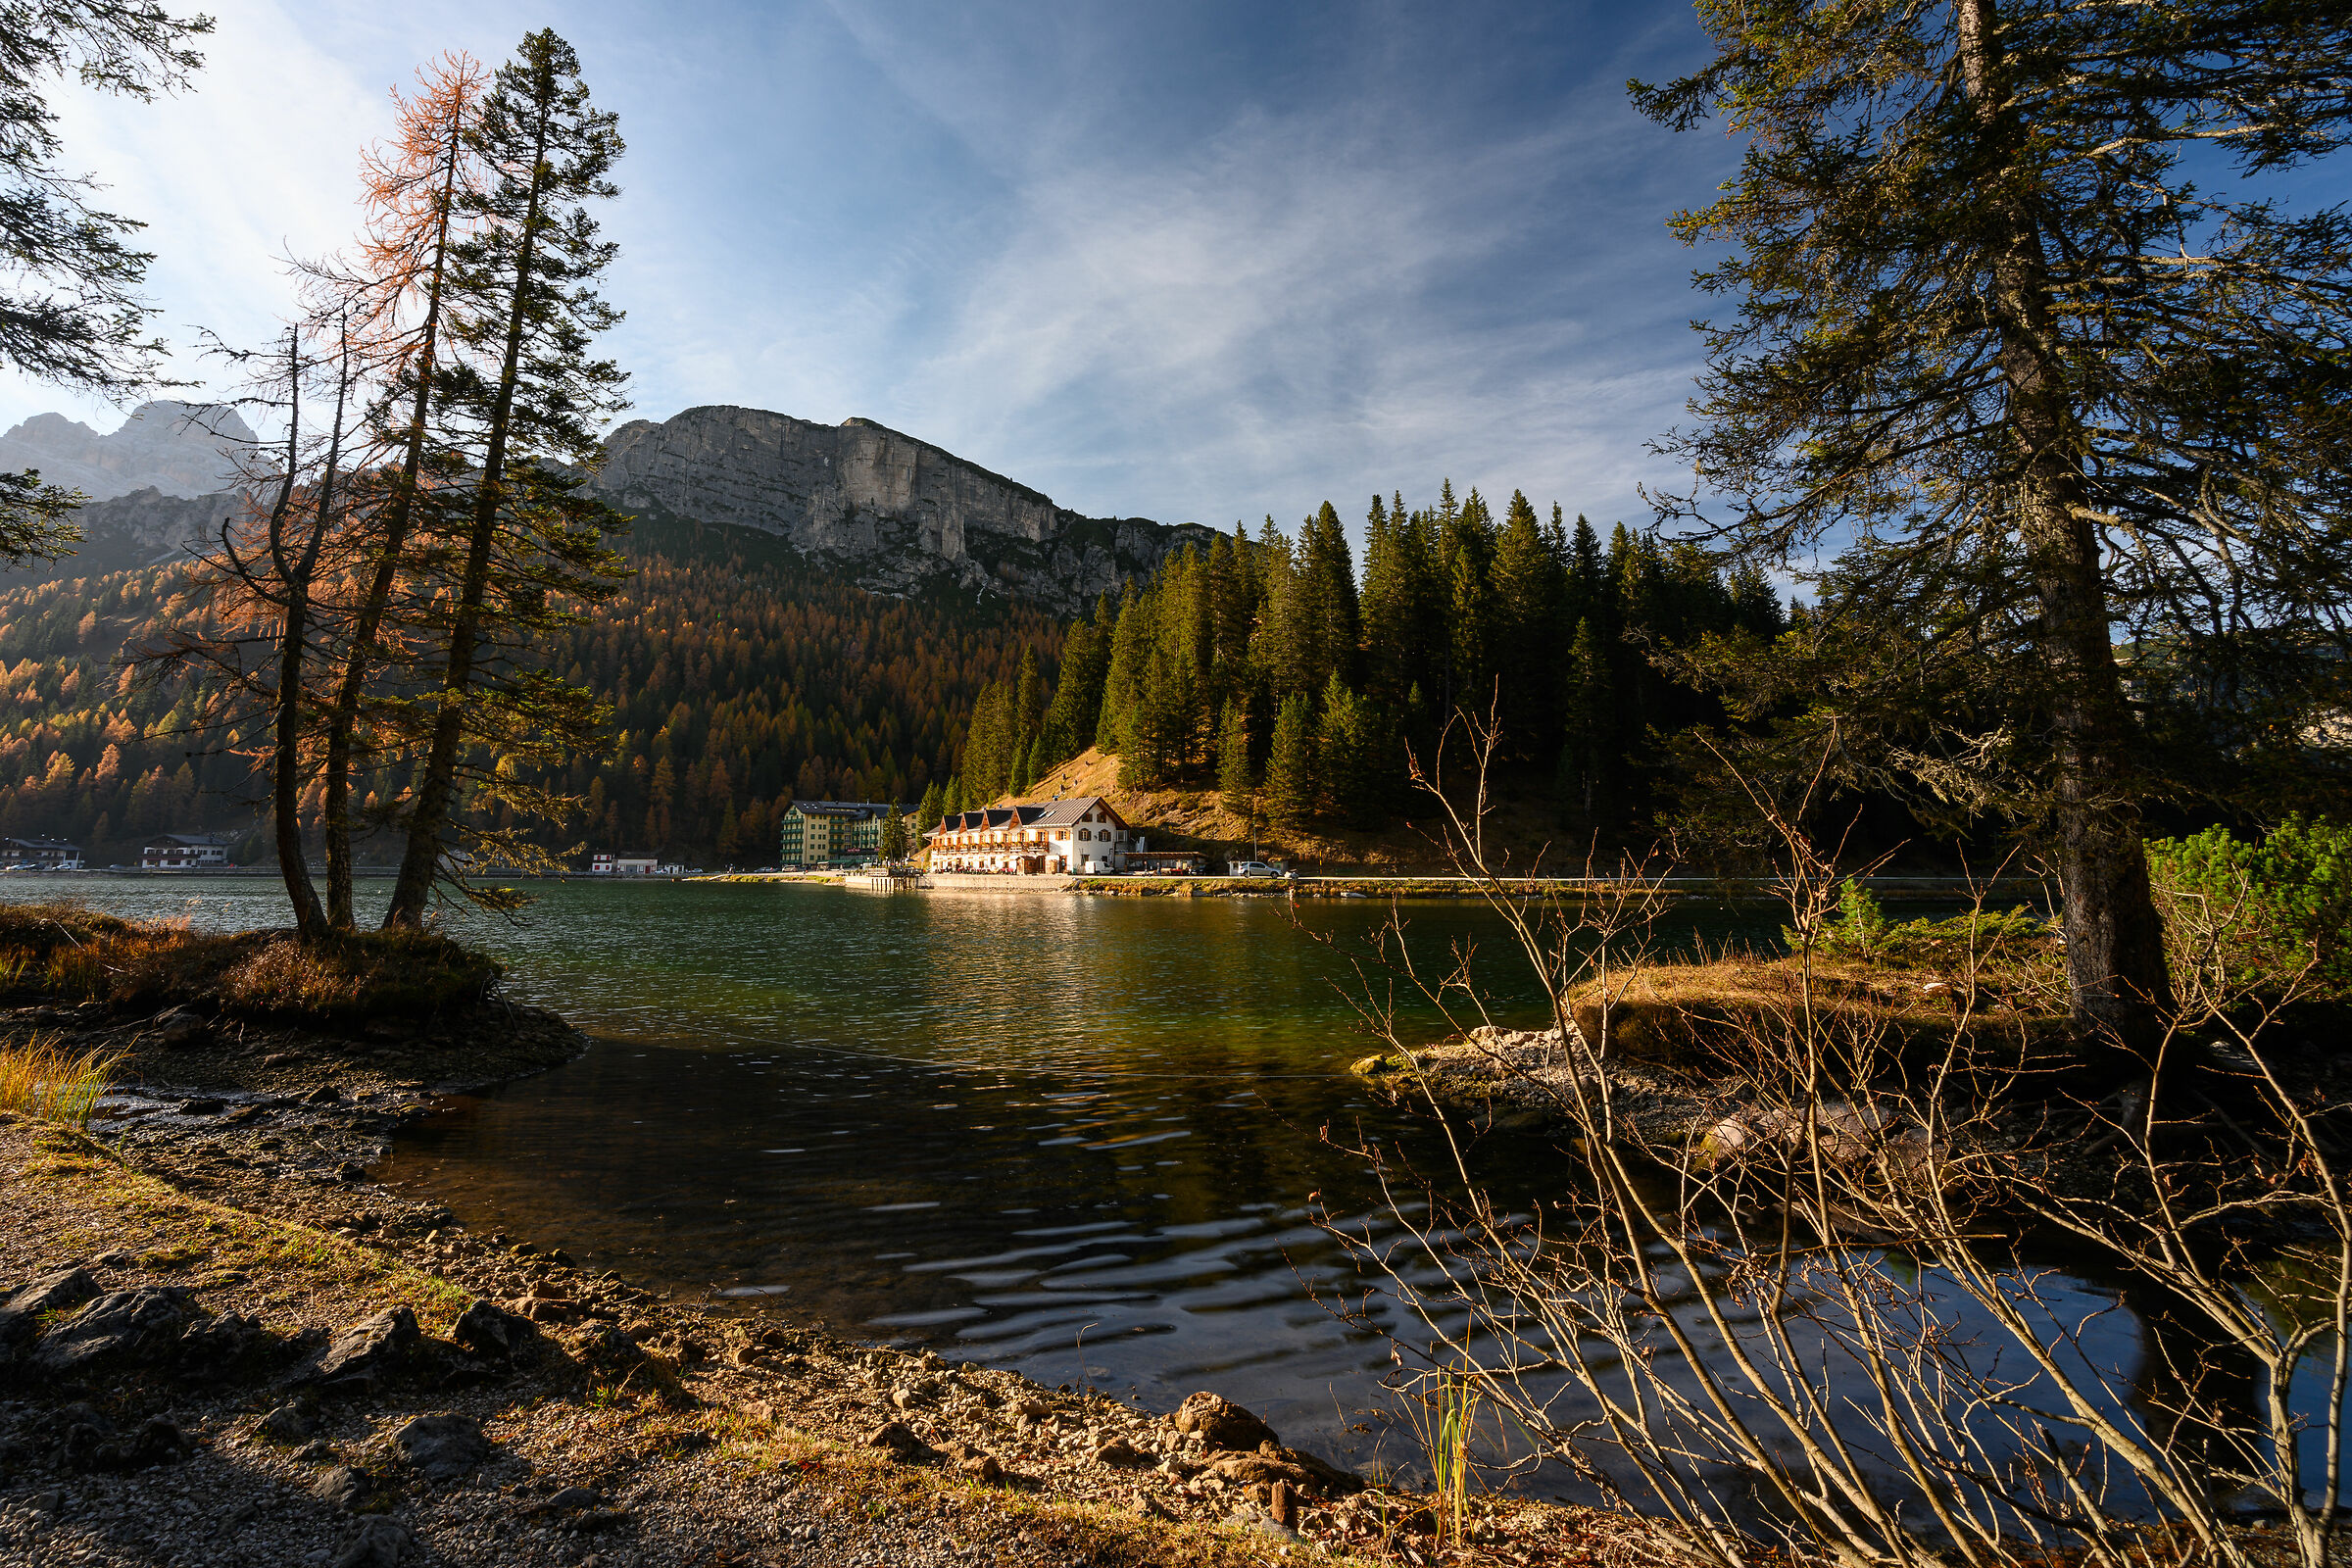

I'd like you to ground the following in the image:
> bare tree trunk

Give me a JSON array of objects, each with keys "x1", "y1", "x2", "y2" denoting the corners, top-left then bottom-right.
[
  {"x1": 263, "y1": 334, "x2": 326, "y2": 939},
  {"x1": 382, "y1": 116, "x2": 552, "y2": 931},
  {"x1": 323, "y1": 122, "x2": 466, "y2": 931},
  {"x1": 1958, "y1": 0, "x2": 2174, "y2": 1048}
]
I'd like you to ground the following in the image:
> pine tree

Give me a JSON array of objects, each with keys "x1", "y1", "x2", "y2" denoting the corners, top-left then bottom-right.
[
  {"x1": 1491, "y1": 488, "x2": 1563, "y2": 756},
  {"x1": 1262, "y1": 691, "x2": 1316, "y2": 830},
  {"x1": 916, "y1": 780, "x2": 944, "y2": 830},
  {"x1": 1315, "y1": 674, "x2": 1383, "y2": 828},
  {"x1": 1094, "y1": 579, "x2": 1148, "y2": 753},
  {"x1": 1301, "y1": 501, "x2": 1360, "y2": 690},
  {"x1": 880, "y1": 801, "x2": 908, "y2": 861}
]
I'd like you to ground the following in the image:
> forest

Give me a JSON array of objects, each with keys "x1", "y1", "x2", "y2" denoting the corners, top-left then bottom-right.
[
  {"x1": 0, "y1": 514, "x2": 1060, "y2": 868},
  {"x1": 938, "y1": 484, "x2": 1785, "y2": 844}
]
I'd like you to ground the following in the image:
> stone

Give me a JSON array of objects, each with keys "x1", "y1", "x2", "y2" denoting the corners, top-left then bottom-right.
[
  {"x1": 1170, "y1": 1391, "x2": 1278, "y2": 1453},
  {"x1": 590, "y1": 407, "x2": 1217, "y2": 614},
  {"x1": 328, "y1": 1517, "x2": 413, "y2": 1568},
  {"x1": 862, "y1": 1420, "x2": 934, "y2": 1461},
  {"x1": 453, "y1": 1300, "x2": 535, "y2": 1359},
  {"x1": 258, "y1": 1402, "x2": 318, "y2": 1443},
  {"x1": 529, "y1": 1486, "x2": 602, "y2": 1514},
  {"x1": 312, "y1": 1463, "x2": 373, "y2": 1511},
  {"x1": 29, "y1": 1288, "x2": 195, "y2": 1373},
  {"x1": 334, "y1": 1160, "x2": 367, "y2": 1183},
  {"x1": 309, "y1": 1306, "x2": 418, "y2": 1387},
  {"x1": 152, "y1": 1006, "x2": 208, "y2": 1047},
  {"x1": 393, "y1": 1410, "x2": 488, "y2": 1481},
  {"x1": 0, "y1": 1266, "x2": 100, "y2": 1347},
  {"x1": 1092, "y1": 1437, "x2": 1151, "y2": 1467},
  {"x1": 178, "y1": 1095, "x2": 226, "y2": 1114},
  {"x1": 0, "y1": 402, "x2": 253, "y2": 501},
  {"x1": 1269, "y1": 1479, "x2": 1297, "y2": 1529},
  {"x1": 306, "y1": 1084, "x2": 344, "y2": 1104},
  {"x1": 174, "y1": 1310, "x2": 266, "y2": 1381},
  {"x1": 1229, "y1": 1502, "x2": 1301, "y2": 1543}
]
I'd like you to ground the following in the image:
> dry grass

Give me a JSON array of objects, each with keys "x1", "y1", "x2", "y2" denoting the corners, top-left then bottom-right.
[
  {"x1": 0, "y1": 1033, "x2": 122, "y2": 1127},
  {"x1": 1567, "y1": 953, "x2": 2078, "y2": 1070},
  {"x1": 0, "y1": 901, "x2": 501, "y2": 1021}
]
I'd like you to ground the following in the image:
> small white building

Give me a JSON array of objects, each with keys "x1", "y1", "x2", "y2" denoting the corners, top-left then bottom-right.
[
  {"x1": 924, "y1": 796, "x2": 1133, "y2": 874},
  {"x1": 591, "y1": 851, "x2": 662, "y2": 876},
  {"x1": 141, "y1": 832, "x2": 236, "y2": 870},
  {"x1": 1, "y1": 836, "x2": 82, "y2": 870}
]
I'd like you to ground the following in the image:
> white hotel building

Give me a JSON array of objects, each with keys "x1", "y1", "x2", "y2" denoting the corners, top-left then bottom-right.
[{"x1": 924, "y1": 796, "x2": 1133, "y2": 874}]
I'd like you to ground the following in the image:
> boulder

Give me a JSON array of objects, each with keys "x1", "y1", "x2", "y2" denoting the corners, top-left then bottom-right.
[
  {"x1": 328, "y1": 1518, "x2": 412, "y2": 1568},
  {"x1": 29, "y1": 1288, "x2": 196, "y2": 1374},
  {"x1": 258, "y1": 1402, "x2": 318, "y2": 1443},
  {"x1": 310, "y1": 1306, "x2": 418, "y2": 1388},
  {"x1": 1170, "y1": 1391, "x2": 1278, "y2": 1452},
  {"x1": 862, "y1": 1420, "x2": 935, "y2": 1462},
  {"x1": 1092, "y1": 1436, "x2": 1151, "y2": 1467},
  {"x1": 151, "y1": 1006, "x2": 208, "y2": 1048},
  {"x1": 393, "y1": 1410, "x2": 488, "y2": 1482},
  {"x1": 0, "y1": 1266, "x2": 100, "y2": 1348},
  {"x1": 174, "y1": 1311, "x2": 267, "y2": 1381},
  {"x1": 453, "y1": 1300, "x2": 536, "y2": 1360},
  {"x1": 312, "y1": 1463, "x2": 374, "y2": 1511}
]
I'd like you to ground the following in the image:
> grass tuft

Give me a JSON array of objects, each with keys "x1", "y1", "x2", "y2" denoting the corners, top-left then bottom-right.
[{"x1": 0, "y1": 1033, "x2": 122, "y2": 1127}]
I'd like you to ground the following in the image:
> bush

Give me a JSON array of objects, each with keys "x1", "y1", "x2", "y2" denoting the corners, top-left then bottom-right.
[
  {"x1": 2146, "y1": 815, "x2": 2352, "y2": 1002},
  {"x1": 1800, "y1": 879, "x2": 2060, "y2": 971}
]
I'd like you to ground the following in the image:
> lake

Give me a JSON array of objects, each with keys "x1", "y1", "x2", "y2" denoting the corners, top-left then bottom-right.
[{"x1": 5, "y1": 872, "x2": 2337, "y2": 1514}]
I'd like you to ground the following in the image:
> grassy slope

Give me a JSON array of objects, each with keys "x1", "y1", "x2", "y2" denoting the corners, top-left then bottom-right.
[{"x1": 1007, "y1": 748, "x2": 1586, "y2": 876}]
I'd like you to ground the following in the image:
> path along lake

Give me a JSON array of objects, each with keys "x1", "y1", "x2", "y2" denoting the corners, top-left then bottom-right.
[{"x1": 6, "y1": 874, "x2": 2336, "y2": 1506}]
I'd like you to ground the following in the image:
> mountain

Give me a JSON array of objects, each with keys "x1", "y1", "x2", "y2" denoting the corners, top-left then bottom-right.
[
  {"x1": 0, "y1": 401, "x2": 254, "y2": 500},
  {"x1": 590, "y1": 408, "x2": 1216, "y2": 612}
]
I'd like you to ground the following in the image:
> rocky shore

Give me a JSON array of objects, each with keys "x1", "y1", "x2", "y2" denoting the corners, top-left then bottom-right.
[{"x1": 2, "y1": 1001, "x2": 1653, "y2": 1568}]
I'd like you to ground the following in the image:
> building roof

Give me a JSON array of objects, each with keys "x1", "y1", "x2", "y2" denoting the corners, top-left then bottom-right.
[
  {"x1": 786, "y1": 801, "x2": 897, "y2": 821},
  {"x1": 1, "y1": 836, "x2": 78, "y2": 850},
  {"x1": 923, "y1": 796, "x2": 1127, "y2": 841},
  {"x1": 144, "y1": 832, "x2": 237, "y2": 848}
]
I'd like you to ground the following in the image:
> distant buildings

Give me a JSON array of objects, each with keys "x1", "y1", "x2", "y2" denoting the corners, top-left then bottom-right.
[
  {"x1": 0, "y1": 836, "x2": 82, "y2": 870},
  {"x1": 778, "y1": 801, "x2": 904, "y2": 869},
  {"x1": 925, "y1": 797, "x2": 1132, "y2": 874},
  {"x1": 141, "y1": 832, "x2": 236, "y2": 870},
  {"x1": 590, "y1": 852, "x2": 663, "y2": 876}
]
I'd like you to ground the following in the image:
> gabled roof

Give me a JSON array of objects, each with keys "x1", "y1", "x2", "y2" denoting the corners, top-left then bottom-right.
[
  {"x1": 788, "y1": 800, "x2": 897, "y2": 820},
  {"x1": 144, "y1": 832, "x2": 236, "y2": 848},
  {"x1": 923, "y1": 796, "x2": 1127, "y2": 841}
]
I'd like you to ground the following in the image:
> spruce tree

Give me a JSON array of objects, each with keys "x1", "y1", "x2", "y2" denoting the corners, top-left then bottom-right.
[
  {"x1": 1491, "y1": 488, "x2": 1563, "y2": 756},
  {"x1": 1262, "y1": 692, "x2": 1317, "y2": 831},
  {"x1": 1217, "y1": 700, "x2": 1254, "y2": 816},
  {"x1": 916, "y1": 779, "x2": 944, "y2": 830}
]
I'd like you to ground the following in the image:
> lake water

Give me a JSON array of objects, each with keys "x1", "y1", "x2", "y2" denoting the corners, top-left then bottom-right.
[{"x1": 6, "y1": 872, "x2": 2338, "y2": 1514}]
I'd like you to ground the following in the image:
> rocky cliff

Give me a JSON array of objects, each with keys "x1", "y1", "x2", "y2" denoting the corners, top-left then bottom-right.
[
  {"x1": 590, "y1": 408, "x2": 1212, "y2": 612},
  {"x1": 7, "y1": 403, "x2": 1205, "y2": 614},
  {"x1": 0, "y1": 402, "x2": 254, "y2": 500}
]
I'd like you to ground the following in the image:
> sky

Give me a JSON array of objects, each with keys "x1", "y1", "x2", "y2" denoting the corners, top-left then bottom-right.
[{"x1": 0, "y1": 0, "x2": 1740, "y2": 546}]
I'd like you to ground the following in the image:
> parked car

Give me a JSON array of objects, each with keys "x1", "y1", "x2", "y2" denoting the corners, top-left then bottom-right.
[{"x1": 1227, "y1": 861, "x2": 1290, "y2": 878}]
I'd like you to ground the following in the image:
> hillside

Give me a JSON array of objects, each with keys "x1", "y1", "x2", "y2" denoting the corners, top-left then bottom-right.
[
  {"x1": 1004, "y1": 747, "x2": 1589, "y2": 875},
  {"x1": 0, "y1": 514, "x2": 1063, "y2": 868}
]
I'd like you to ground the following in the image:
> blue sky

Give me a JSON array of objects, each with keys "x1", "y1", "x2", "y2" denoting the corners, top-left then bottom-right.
[{"x1": 0, "y1": 0, "x2": 1736, "y2": 546}]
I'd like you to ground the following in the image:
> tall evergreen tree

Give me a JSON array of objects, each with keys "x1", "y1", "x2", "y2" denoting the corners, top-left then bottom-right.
[
  {"x1": 1635, "y1": 0, "x2": 2352, "y2": 1042},
  {"x1": 1262, "y1": 691, "x2": 1317, "y2": 831},
  {"x1": 1491, "y1": 488, "x2": 1563, "y2": 755},
  {"x1": 1217, "y1": 699, "x2": 1254, "y2": 817},
  {"x1": 386, "y1": 29, "x2": 630, "y2": 927}
]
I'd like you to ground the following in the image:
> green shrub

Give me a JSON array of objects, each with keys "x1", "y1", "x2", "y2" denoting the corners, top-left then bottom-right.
[
  {"x1": 1797, "y1": 879, "x2": 2059, "y2": 973},
  {"x1": 2146, "y1": 815, "x2": 2352, "y2": 1002}
]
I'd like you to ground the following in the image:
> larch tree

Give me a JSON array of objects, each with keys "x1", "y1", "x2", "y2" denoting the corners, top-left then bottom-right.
[
  {"x1": 385, "y1": 29, "x2": 630, "y2": 928},
  {"x1": 1636, "y1": 0, "x2": 2352, "y2": 1044},
  {"x1": 318, "y1": 50, "x2": 490, "y2": 930}
]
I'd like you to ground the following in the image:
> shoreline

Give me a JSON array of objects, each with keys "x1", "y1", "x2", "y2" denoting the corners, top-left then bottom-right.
[{"x1": 3, "y1": 987, "x2": 1641, "y2": 1567}]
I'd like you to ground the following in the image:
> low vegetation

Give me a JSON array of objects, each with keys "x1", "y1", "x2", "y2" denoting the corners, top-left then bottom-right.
[
  {"x1": 0, "y1": 902, "x2": 502, "y2": 1021},
  {"x1": 0, "y1": 1034, "x2": 121, "y2": 1127}
]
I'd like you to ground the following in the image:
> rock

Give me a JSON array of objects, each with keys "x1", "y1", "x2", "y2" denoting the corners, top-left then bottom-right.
[
  {"x1": 258, "y1": 1402, "x2": 318, "y2": 1442},
  {"x1": 862, "y1": 1420, "x2": 934, "y2": 1462},
  {"x1": 309, "y1": 1306, "x2": 418, "y2": 1388},
  {"x1": 305, "y1": 1084, "x2": 344, "y2": 1104},
  {"x1": 590, "y1": 407, "x2": 1217, "y2": 614},
  {"x1": 178, "y1": 1095, "x2": 226, "y2": 1114},
  {"x1": 329, "y1": 1517, "x2": 413, "y2": 1568},
  {"x1": 313, "y1": 1463, "x2": 373, "y2": 1511},
  {"x1": 1206, "y1": 1444, "x2": 1364, "y2": 1496},
  {"x1": 522, "y1": 1486, "x2": 602, "y2": 1515},
  {"x1": 1229, "y1": 1502, "x2": 1301, "y2": 1543},
  {"x1": 573, "y1": 1323, "x2": 646, "y2": 1373},
  {"x1": 174, "y1": 1310, "x2": 266, "y2": 1381},
  {"x1": 293, "y1": 1439, "x2": 336, "y2": 1463},
  {"x1": 1269, "y1": 1479, "x2": 1297, "y2": 1529},
  {"x1": 0, "y1": 1266, "x2": 100, "y2": 1347},
  {"x1": 0, "y1": 401, "x2": 252, "y2": 502},
  {"x1": 453, "y1": 1300, "x2": 535, "y2": 1359},
  {"x1": 394, "y1": 1410, "x2": 488, "y2": 1481},
  {"x1": 60, "y1": 1410, "x2": 192, "y2": 1470},
  {"x1": 1093, "y1": 1437, "x2": 1151, "y2": 1467},
  {"x1": 941, "y1": 1442, "x2": 1004, "y2": 1485},
  {"x1": 29, "y1": 1288, "x2": 196, "y2": 1374},
  {"x1": 151, "y1": 1006, "x2": 208, "y2": 1048},
  {"x1": 1170, "y1": 1391, "x2": 1278, "y2": 1453},
  {"x1": 335, "y1": 1160, "x2": 367, "y2": 1183}
]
